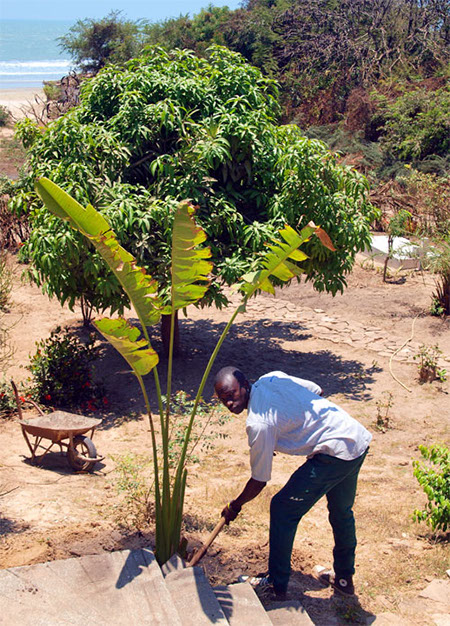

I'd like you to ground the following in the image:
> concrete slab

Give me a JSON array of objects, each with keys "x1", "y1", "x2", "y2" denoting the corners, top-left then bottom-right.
[
  {"x1": 0, "y1": 569, "x2": 67, "y2": 625},
  {"x1": 0, "y1": 562, "x2": 106, "y2": 625},
  {"x1": 49, "y1": 548, "x2": 182, "y2": 625},
  {"x1": 419, "y1": 579, "x2": 450, "y2": 607},
  {"x1": 362, "y1": 235, "x2": 426, "y2": 270},
  {"x1": 266, "y1": 599, "x2": 314, "y2": 625},
  {"x1": 214, "y1": 583, "x2": 272, "y2": 625},
  {"x1": 165, "y1": 566, "x2": 228, "y2": 625},
  {"x1": 1, "y1": 547, "x2": 182, "y2": 626},
  {"x1": 161, "y1": 552, "x2": 187, "y2": 577}
]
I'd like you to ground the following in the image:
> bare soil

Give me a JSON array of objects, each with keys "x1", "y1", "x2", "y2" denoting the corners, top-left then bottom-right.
[{"x1": 1, "y1": 255, "x2": 449, "y2": 625}]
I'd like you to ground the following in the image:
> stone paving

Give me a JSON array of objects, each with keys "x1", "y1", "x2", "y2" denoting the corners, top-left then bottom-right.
[{"x1": 232, "y1": 295, "x2": 425, "y2": 364}]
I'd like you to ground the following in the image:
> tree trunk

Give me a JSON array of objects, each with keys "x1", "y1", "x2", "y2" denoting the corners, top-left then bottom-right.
[{"x1": 161, "y1": 312, "x2": 181, "y2": 357}]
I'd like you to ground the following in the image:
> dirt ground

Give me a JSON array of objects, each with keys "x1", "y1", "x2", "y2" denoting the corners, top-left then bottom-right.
[{"x1": 1, "y1": 254, "x2": 449, "y2": 625}]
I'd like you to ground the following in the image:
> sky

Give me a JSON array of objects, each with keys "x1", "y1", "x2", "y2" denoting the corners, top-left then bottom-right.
[{"x1": 0, "y1": 0, "x2": 243, "y2": 22}]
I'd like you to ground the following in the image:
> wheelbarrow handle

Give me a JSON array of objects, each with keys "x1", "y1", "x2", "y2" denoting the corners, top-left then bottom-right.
[{"x1": 188, "y1": 517, "x2": 226, "y2": 567}]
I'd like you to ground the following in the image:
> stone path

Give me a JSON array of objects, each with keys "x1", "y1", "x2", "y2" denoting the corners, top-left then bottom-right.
[{"x1": 232, "y1": 295, "x2": 449, "y2": 367}]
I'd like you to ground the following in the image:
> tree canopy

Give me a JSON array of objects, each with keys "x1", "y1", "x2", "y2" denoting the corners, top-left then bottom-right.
[
  {"x1": 58, "y1": 10, "x2": 145, "y2": 73},
  {"x1": 14, "y1": 46, "x2": 376, "y2": 326},
  {"x1": 144, "y1": 0, "x2": 450, "y2": 125}
]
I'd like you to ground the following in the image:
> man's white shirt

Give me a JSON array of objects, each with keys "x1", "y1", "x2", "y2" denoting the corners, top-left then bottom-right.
[{"x1": 246, "y1": 371, "x2": 372, "y2": 482}]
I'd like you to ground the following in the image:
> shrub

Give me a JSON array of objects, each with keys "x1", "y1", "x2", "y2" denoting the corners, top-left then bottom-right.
[
  {"x1": 413, "y1": 343, "x2": 447, "y2": 383},
  {"x1": 396, "y1": 169, "x2": 450, "y2": 237},
  {"x1": 413, "y1": 444, "x2": 450, "y2": 533},
  {"x1": 58, "y1": 10, "x2": 144, "y2": 73},
  {"x1": 14, "y1": 46, "x2": 376, "y2": 332},
  {"x1": 0, "y1": 105, "x2": 10, "y2": 127},
  {"x1": 423, "y1": 237, "x2": 450, "y2": 316},
  {"x1": 373, "y1": 86, "x2": 450, "y2": 166},
  {"x1": 43, "y1": 81, "x2": 62, "y2": 101},
  {"x1": 27, "y1": 326, "x2": 105, "y2": 411},
  {"x1": 0, "y1": 379, "x2": 29, "y2": 417}
]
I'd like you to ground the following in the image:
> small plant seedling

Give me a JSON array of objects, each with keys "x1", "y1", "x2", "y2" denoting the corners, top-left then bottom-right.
[
  {"x1": 413, "y1": 444, "x2": 450, "y2": 533},
  {"x1": 383, "y1": 210, "x2": 413, "y2": 283},
  {"x1": 413, "y1": 343, "x2": 447, "y2": 383},
  {"x1": 374, "y1": 391, "x2": 393, "y2": 432},
  {"x1": 430, "y1": 298, "x2": 445, "y2": 317}
]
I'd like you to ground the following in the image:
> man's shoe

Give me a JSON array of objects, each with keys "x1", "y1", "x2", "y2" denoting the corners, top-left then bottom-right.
[
  {"x1": 314, "y1": 566, "x2": 355, "y2": 597},
  {"x1": 238, "y1": 572, "x2": 287, "y2": 600}
]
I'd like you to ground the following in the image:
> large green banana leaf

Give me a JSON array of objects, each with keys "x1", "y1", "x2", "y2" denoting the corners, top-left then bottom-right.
[
  {"x1": 35, "y1": 178, "x2": 163, "y2": 329},
  {"x1": 240, "y1": 222, "x2": 335, "y2": 296},
  {"x1": 171, "y1": 202, "x2": 213, "y2": 310},
  {"x1": 94, "y1": 318, "x2": 159, "y2": 376}
]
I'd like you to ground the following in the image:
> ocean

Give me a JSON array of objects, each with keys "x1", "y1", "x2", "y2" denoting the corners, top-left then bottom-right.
[{"x1": 0, "y1": 20, "x2": 73, "y2": 89}]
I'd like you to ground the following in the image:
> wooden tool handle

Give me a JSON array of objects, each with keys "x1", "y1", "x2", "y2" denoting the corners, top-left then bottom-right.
[{"x1": 188, "y1": 517, "x2": 226, "y2": 567}]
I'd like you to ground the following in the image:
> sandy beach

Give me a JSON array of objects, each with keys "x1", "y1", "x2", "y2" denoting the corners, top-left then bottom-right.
[{"x1": 0, "y1": 87, "x2": 45, "y2": 120}]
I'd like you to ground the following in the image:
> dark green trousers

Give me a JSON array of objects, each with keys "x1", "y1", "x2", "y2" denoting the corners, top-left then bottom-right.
[{"x1": 268, "y1": 448, "x2": 368, "y2": 593}]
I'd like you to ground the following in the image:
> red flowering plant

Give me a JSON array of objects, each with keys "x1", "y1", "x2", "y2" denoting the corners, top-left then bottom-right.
[
  {"x1": 28, "y1": 326, "x2": 106, "y2": 411},
  {"x1": 0, "y1": 379, "x2": 30, "y2": 417}
]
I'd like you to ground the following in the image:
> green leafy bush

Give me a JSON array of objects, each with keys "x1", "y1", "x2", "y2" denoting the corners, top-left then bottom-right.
[
  {"x1": 0, "y1": 105, "x2": 10, "y2": 127},
  {"x1": 413, "y1": 444, "x2": 450, "y2": 533},
  {"x1": 0, "y1": 379, "x2": 33, "y2": 417},
  {"x1": 397, "y1": 169, "x2": 450, "y2": 236},
  {"x1": 28, "y1": 326, "x2": 105, "y2": 411},
  {"x1": 421, "y1": 234, "x2": 450, "y2": 316},
  {"x1": 58, "y1": 10, "x2": 144, "y2": 73},
  {"x1": 413, "y1": 344, "x2": 447, "y2": 383},
  {"x1": 373, "y1": 86, "x2": 450, "y2": 166},
  {"x1": 13, "y1": 46, "x2": 376, "y2": 331},
  {"x1": 43, "y1": 81, "x2": 62, "y2": 101}
]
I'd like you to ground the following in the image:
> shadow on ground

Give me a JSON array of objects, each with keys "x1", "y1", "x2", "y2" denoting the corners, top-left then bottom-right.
[
  {"x1": 91, "y1": 315, "x2": 381, "y2": 428},
  {"x1": 0, "y1": 515, "x2": 29, "y2": 537}
]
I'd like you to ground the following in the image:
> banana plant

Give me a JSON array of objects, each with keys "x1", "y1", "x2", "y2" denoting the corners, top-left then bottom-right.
[{"x1": 35, "y1": 177, "x2": 334, "y2": 564}]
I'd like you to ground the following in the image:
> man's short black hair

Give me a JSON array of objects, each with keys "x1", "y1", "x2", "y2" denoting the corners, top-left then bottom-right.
[{"x1": 214, "y1": 366, "x2": 248, "y2": 389}]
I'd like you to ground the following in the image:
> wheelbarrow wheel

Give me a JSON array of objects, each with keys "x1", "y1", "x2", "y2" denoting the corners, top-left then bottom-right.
[{"x1": 68, "y1": 435, "x2": 97, "y2": 472}]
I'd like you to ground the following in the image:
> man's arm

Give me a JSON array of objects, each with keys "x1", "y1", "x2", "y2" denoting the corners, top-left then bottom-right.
[{"x1": 221, "y1": 477, "x2": 266, "y2": 524}]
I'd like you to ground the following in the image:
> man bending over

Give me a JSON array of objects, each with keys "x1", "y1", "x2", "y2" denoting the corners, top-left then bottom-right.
[{"x1": 214, "y1": 366, "x2": 371, "y2": 599}]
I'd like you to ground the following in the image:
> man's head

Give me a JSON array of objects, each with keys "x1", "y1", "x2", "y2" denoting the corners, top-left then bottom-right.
[{"x1": 214, "y1": 366, "x2": 251, "y2": 414}]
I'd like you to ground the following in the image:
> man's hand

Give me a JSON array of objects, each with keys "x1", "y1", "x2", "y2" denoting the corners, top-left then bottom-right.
[{"x1": 221, "y1": 500, "x2": 241, "y2": 525}]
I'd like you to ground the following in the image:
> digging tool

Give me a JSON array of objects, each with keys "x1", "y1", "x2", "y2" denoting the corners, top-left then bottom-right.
[{"x1": 187, "y1": 516, "x2": 227, "y2": 567}]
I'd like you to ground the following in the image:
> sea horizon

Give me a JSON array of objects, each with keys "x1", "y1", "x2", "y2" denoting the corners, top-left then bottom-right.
[{"x1": 0, "y1": 19, "x2": 74, "y2": 90}]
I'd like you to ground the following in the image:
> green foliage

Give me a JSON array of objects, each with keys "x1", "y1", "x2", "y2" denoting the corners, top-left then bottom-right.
[
  {"x1": 112, "y1": 452, "x2": 153, "y2": 530},
  {"x1": 15, "y1": 46, "x2": 375, "y2": 323},
  {"x1": 43, "y1": 81, "x2": 62, "y2": 101},
  {"x1": 144, "y1": 0, "x2": 450, "y2": 124},
  {"x1": 58, "y1": 10, "x2": 144, "y2": 73},
  {"x1": 0, "y1": 379, "x2": 28, "y2": 417},
  {"x1": 36, "y1": 177, "x2": 333, "y2": 565},
  {"x1": 373, "y1": 86, "x2": 450, "y2": 166},
  {"x1": 382, "y1": 209, "x2": 413, "y2": 282},
  {"x1": 413, "y1": 444, "x2": 450, "y2": 533},
  {"x1": 423, "y1": 236, "x2": 450, "y2": 315},
  {"x1": 430, "y1": 298, "x2": 445, "y2": 317},
  {"x1": 28, "y1": 326, "x2": 105, "y2": 410},
  {"x1": 396, "y1": 169, "x2": 450, "y2": 236},
  {"x1": 413, "y1": 343, "x2": 447, "y2": 383},
  {"x1": 161, "y1": 391, "x2": 229, "y2": 467},
  {"x1": 0, "y1": 105, "x2": 10, "y2": 127}
]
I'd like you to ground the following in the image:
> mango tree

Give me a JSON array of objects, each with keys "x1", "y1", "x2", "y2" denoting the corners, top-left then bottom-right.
[
  {"x1": 13, "y1": 46, "x2": 376, "y2": 348},
  {"x1": 36, "y1": 176, "x2": 334, "y2": 565}
]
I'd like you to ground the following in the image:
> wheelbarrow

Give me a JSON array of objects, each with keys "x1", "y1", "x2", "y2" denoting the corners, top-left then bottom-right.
[{"x1": 11, "y1": 381, "x2": 104, "y2": 472}]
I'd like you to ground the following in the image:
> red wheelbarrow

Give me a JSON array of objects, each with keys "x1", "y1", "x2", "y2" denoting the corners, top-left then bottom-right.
[{"x1": 11, "y1": 381, "x2": 104, "y2": 472}]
